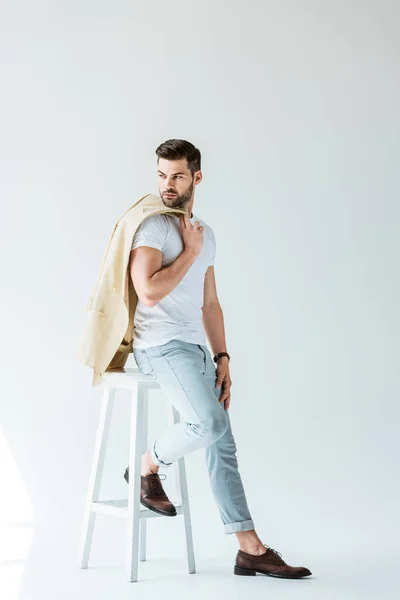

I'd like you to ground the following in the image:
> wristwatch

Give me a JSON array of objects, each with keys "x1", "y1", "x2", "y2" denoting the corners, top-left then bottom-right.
[{"x1": 213, "y1": 351, "x2": 230, "y2": 363}]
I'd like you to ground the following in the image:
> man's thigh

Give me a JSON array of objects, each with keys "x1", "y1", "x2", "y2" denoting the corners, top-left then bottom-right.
[{"x1": 133, "y1": 339, "x2": 223, "y2": 425}]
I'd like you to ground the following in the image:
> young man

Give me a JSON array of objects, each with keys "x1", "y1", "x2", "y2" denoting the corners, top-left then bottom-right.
[{"x1": 126, "y1": 139, "x2": 312, "y2": 579}]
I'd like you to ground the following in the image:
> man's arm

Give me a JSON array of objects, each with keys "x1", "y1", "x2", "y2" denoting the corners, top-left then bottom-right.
[
  {"x1": 201, "y1": 266, "x2": 228, "y2": 357},
  {"x1": 130, "y1": 214, "x2": 203, "y2": 308},
  {"x1": 129, "y1": 246, "x2": 198, "y2": 307}
]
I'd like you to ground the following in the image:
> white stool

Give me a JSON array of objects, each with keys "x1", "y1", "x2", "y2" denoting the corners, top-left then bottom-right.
[{"x1": 78, "y1": 367, "x2": 196, "y2": 582}]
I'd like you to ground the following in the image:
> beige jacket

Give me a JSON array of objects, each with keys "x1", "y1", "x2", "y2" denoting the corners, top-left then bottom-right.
[{"x1": 77, "y1": 193, "x2": 189, "y2": 386}]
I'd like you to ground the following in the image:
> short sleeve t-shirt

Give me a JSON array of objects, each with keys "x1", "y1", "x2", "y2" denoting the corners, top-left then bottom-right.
[{"x1": 131, "y1": 212, "x2": 216, "y2": 349}]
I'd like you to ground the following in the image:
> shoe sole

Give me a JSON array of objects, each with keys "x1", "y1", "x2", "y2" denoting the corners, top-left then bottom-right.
[
  {"x1": 140, "y1": 497, "x2": 177, "y2": 517},
  {"x1": 234, "y1": 566, "x2": 312, "y2": 578},
  {"x1": 124, "y1": 470, "x2": 177, "y2": 517}
]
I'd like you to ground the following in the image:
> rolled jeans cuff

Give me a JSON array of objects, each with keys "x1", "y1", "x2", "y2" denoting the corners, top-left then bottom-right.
[
  {"x1": 150, "y1": 441, "x2": 173, "y2": 468},
  {"x1": 224, "y1": 519, "x2": 255, "y2": 535}
]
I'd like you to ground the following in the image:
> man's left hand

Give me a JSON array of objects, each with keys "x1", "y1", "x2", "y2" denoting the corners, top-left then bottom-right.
[{"x1": 215, "y1": 359, "x2": 231, "y2": 410}]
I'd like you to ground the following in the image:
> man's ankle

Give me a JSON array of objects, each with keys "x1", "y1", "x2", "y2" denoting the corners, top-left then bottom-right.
[
  {"x1": 240, "y1": 544, "x2": 267, "y2": 556},
  {"x1": 141, "y1": 467, "x2": 159, "y2": 476},
  {"x1": 141, "y1": 451, "x2": 159, "y2": 476}
]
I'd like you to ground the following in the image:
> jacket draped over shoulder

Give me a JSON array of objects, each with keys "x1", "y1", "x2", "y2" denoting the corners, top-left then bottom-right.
[{"x1": 78, "y1": 193, "x2": 189, "y2": 386}]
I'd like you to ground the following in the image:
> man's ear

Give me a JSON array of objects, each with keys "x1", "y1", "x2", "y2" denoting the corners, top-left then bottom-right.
[{"x1": 194, "y1": 170, "x2": 202, "y2": 185}]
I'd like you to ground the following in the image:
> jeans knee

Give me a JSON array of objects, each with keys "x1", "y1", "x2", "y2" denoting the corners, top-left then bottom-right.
[{"x1": 193, "y1": 411, "x2": 228, "y2": 445}]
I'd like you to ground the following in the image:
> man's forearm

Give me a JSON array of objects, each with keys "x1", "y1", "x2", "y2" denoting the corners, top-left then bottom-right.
[
  {"x1": 146, "y1": 249, "x2": 198, "y2": 307},
  {"x1": 201, "y1": 302, "x2": 227, "y2": 356}
]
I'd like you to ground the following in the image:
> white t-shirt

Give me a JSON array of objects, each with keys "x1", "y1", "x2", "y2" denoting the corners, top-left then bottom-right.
[{"x1": 131, "y1": 212, "x2": 216, "y2": 349}]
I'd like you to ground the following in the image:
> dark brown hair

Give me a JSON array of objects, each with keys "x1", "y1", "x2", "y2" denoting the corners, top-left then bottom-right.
[{"x1": 155, "y1": 139, "x2": 201, "y2": 176}]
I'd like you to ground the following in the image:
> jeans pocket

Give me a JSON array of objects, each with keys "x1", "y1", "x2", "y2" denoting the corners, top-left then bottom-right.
[
  {"x1": 201, "y1": 345, "x2": 218, "y2": 377},
  {"x1": 133, "y1": 349, "x2": 157, "y2": 379}
]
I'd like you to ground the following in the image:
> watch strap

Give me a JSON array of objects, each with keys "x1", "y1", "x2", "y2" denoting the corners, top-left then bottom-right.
[{"x1": 213, "y1": 351, "x2": 230, "y2": 363}]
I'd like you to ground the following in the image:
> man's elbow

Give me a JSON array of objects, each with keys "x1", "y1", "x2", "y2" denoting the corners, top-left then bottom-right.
[
  {"x1": 145, "y1": 297, "x2": 158, "y2": 308},
  {"x1": 132, "y1": 275, "x2": 157, "y2": 308},
  {"x1": 134, "y1": 283, "x2": 156, "y2": 308},
  {"x1": 202, "y1": 299, "x2": 221, "y2": 312},
  {"x1": 140, "y1": 291, "x2": 157, "y2": 308},
  {"x1": 141, "y1": 285, "x2": 161, "y2": 308}
]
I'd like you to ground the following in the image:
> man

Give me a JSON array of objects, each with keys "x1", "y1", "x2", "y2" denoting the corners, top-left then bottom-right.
[{"x1": 126, "y1": 138, "x2": 312, "y2": 579}]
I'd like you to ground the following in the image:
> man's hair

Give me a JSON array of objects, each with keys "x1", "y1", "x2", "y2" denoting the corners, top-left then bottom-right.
[{"x1": 155, "y1": 139, "x2": 201, "y2": 176}]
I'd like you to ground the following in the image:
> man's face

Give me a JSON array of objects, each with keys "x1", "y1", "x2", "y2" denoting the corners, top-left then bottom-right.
[{"x1": 157, "y1": 158, "x2": 200, "y2": 210}]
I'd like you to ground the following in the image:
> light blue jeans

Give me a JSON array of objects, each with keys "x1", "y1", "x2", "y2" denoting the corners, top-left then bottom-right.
[{"x1": 133, "y1": 338, "x2": 255, "y2": 535}]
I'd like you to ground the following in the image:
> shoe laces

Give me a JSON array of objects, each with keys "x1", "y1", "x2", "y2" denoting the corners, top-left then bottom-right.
[
  {"x1": 148, "y1": 472, "x2": 166, "y2": 495},
  {"x1": 264, "y1": 545, "x2": 283, "y2": 561}
]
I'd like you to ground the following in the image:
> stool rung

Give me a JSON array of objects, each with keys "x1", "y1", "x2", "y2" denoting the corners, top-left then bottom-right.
[{"x1": 92, "y1": 500, "x2": 183, "y2": 519}]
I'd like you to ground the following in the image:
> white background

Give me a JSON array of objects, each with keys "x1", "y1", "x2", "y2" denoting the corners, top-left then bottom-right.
[{"x1": 0, "y1": 1, "x2": 399, "y2": 599}]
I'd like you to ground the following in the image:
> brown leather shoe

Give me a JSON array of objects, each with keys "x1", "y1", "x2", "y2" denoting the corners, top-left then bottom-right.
[
  {"x1": 124, "y1": 467, "x2": 177, "y2": 517},
  {"x1": 234, "y1": 545, "x2": 312, "y2": 578}
]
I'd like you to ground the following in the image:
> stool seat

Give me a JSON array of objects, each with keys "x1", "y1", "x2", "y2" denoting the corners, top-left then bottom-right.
[
  {"x1": 101, "y1": 367, "x2": 159, "y2": 389},
  {"x1": 78, "y1": 364, "x2": 195, "y2": 582}
]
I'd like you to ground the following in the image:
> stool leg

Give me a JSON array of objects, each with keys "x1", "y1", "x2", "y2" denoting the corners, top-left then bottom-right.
[
  {"x1": 139, "y1": 391, "x2": 149, "y2": 562},
  {"x1": 78, "y1": 385, "x2": 115, "y2": 569},
  {"x1": 126, "y1": 382, "x2": 145, "y2": 582},
  {"x1": 171, "y1": 406, "x2": 196, "y2": 575}
]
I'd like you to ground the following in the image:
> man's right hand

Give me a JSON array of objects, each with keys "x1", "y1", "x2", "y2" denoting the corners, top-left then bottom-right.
[{"x1": 179, "y1": 214, "x2": 204, "y2": 256}]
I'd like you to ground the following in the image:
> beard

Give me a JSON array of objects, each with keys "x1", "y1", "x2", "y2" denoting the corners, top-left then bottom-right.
[{"x1": 160, "y1": 179, "x2": 194, "y2": 212}]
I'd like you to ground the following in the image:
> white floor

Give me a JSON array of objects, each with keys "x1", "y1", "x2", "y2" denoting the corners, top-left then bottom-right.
[{"x1": 2, "y1": 541, "x2": 399, "y2": 600}]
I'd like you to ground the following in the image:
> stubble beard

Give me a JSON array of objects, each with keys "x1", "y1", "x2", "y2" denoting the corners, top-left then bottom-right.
[{"x1": 160, "y1": 179, "x2": 194, "y2": 212}]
